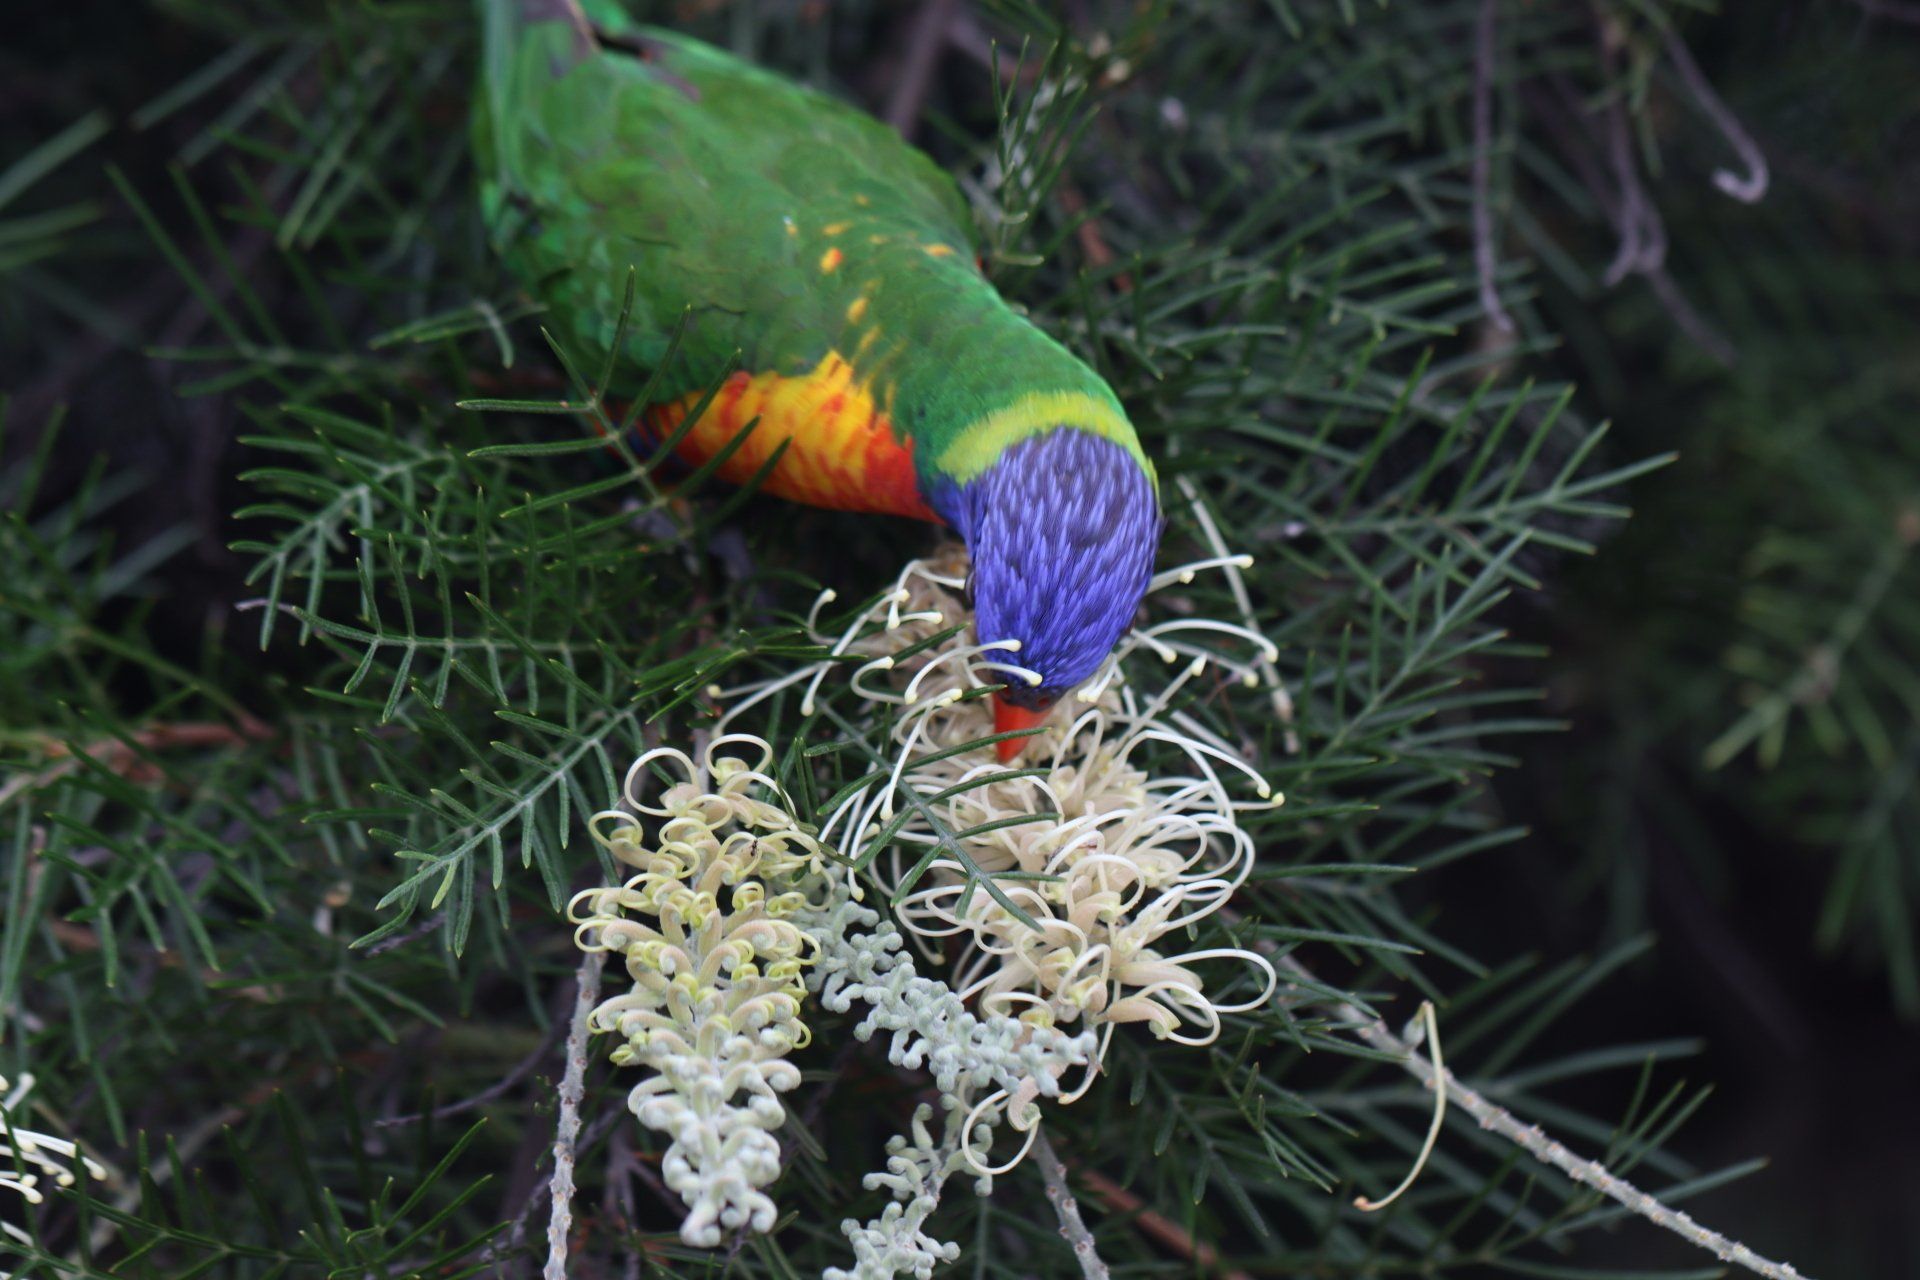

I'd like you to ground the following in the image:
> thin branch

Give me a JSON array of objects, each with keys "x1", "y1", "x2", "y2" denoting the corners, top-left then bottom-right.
[
  {"x1": 0, "y1": 719, "x2": 274, "y2": 807},
  {"x1": 1848, "y1": 0, "x2": 1920, "y2": 22},
  {"x1": 377, "y1": 1016, "x2": 567, "y2": 1128},
  {"x1": 545, "y1": 947, "x2": 605, "y2": 1280},
  {"x1": 1598, "y1": 73, "x2": 1663, "y2": 286},
  {"x1": 361, "y1": 911, "x2": 447, "y2": 957},
  {"x1": 604, "y1": 1129, "x2": 645, "y2": 1280},
  {"x1": 1661, "y1": 30, "x2": 1769, "y2": 203},
  {"x1": 481, "y1": 1110, "x2": 626, "y2": 1277},
  {"x1": 1587, "y1": 12, "x2": 1736, "y2": 365},
  {"x1": 1056, "y1": 182, "x2": 1131, "y2": 291},
  {"x1": 885, "y1": 0, "x2": 963, "y2": 138},
  {"x1": 605, "y1": 1121, "x2": 676, "y2": 1225},
  {"x1": 1072, "y1": 1165, "x2": 1252, "y2": 1280},
  {"x1": 1643, "y1": 265, "x2": 1737, "y2": 367},
  {"x1": 1032, "y1": 1129, "x2": 1109, "y2": 1280},
  {"x1": 1471, "y1": 0, "x2": 1515, "y2": 333},
  {"x1": 1277, "y1": 955, "x2": 1812, "y2": 1280}
]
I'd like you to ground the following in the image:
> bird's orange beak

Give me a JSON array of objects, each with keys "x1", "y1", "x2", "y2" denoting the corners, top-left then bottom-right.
[{"x1": 992, "y1": 694, "x2": 1051, "y2": 764}]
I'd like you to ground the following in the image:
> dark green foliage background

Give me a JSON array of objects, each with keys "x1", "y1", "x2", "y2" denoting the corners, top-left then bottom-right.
[{"x1": 2, "y1": 1, "x2": 1916, "y2": 1277}]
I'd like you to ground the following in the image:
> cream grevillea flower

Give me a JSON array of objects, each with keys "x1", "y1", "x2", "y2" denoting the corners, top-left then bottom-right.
[
  {"x1": 2, "y1": 1072, "x2": 107, "y2": 1255},
  {"x1": 716, "y1": 540, "x2": 1283, "y2": 1175},
  {"x1": 567, "y1": 735, "x2": 829, "y2": 1248}
]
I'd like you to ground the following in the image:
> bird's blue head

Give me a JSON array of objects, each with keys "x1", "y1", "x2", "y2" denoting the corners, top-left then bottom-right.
[{"x1": 942, "y1": 429, "x2": 1159, "y2": 759}]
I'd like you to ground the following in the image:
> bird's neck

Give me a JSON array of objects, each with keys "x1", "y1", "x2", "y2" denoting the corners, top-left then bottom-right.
[{"x1": 852, "y1": 260, "x2": 1148, "y2": 493}]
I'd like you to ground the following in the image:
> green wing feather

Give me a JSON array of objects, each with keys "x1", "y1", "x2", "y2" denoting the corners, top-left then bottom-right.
[{"x1": 476, "y1": 0, "x2": 1152, "y2": 491}]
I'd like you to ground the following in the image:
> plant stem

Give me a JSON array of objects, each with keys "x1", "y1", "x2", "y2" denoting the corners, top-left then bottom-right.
[
  {"x1": 1032, "y1": 1129, "x2": 1109, "y2": 1280},
  {"x1": 545, "y1": 948, "x2": 605, "y2": 1280},
  {"x1": 1279, "y1": 955, "x2": 1810, "y2": 1280}
]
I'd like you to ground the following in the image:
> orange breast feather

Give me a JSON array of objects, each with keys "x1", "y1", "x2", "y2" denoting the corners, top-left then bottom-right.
[{"x1": 642, "y1": 352, "x2": 937, "y2": 521}]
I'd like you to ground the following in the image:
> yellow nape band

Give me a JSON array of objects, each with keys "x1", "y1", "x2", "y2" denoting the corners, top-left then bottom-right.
[{"x1": 936, "y1": 391, "x2": 1152, "y2": 484}]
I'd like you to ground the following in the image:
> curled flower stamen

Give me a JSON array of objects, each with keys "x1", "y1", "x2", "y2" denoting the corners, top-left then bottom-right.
[
  {"x1": 850, "y1": 654, "x2": 900, "y2": 703},
  {"x1": 804, "y1": 586, "x2": 839, "y2": 632},
  {"x1": 1134, "y1": 617, "x2": 1281, "y2": 664},
  {"x1": 1147, "y1": 552, "x2": 1255, "y2": 592},
  {"x1": 958, "y1": 1086, "x2": 1044, "y2": 1177},
  {"x1": 2, "y1": 1072, "x2": 108, "y2": 1243},
  {"x1": 1176, "y1": 477, "x2": 1299, "y2": 750},
  {"x1": 1073, "y1": 658, "x2": 1123, "y2": 704}
]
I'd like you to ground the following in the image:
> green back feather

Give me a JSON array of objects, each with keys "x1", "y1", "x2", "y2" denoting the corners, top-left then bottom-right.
[{"x1": 476, "y1": 1, "x2": 1153, "y2": 491}]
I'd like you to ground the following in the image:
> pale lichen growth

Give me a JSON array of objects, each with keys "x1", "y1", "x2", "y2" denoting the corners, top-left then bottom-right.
[{"x1": 567, "y1": 735, "x2": 829, "y2": 1248}]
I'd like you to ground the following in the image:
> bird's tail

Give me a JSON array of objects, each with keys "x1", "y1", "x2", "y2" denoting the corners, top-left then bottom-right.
[
  {"x1": 477, "y1": 0, "x2": 593, "y2": 110},
  {"x1": 480, "y1": 0, "x2": 651, "y2": 67},
  {"x1": 474, "y1": 0, "x2": 606, "y2": 219}
]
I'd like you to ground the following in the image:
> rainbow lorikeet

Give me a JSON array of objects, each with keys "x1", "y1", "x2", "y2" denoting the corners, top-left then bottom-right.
[{"x1": 477, "y1": 0, "x2": 1160, "y2": 758}]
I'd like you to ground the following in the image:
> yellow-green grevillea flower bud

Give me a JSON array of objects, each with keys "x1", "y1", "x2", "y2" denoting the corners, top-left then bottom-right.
[{"x1": 567, "y1": 735, "x2": 828, "y2": 1248}]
